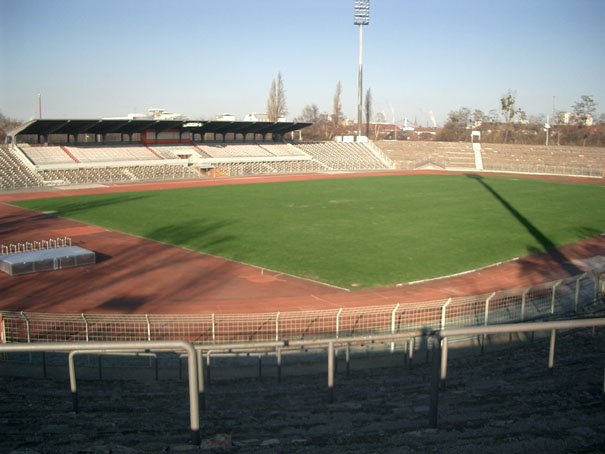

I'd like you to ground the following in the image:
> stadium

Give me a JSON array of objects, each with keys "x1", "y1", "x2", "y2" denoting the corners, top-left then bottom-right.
[{"x1": 1, "y1": 112, "x2": 605, "y2": 451}]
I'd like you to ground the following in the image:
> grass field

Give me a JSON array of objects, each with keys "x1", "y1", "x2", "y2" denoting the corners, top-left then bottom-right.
[{"x1": 13, "y1": 174, "x2": 605, "y2": 289}]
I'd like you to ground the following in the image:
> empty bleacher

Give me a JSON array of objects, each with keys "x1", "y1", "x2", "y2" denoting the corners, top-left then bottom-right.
[
  {"x1": 196, "y1": 143, "x2": 274, "y2": 159},
  {"x1": 147, "y1": 145, "x2": 190, "y2": 160},
  {"x1": 294, "y1": 142, "x2": 391, "y2": 170},
  {"x1": 65, "y1": 145, "x2": 162, "y2": 163},
  {"x1": 0, "y1": 145, "x2": 44, "y2": 190},
  {"x1": 37, "y1": 165, "x2": 201, "y2": 185},
  {"x1": 259, "y1": 142, "x2": 308, "y2": 157},
  {"x1": 481, "y1": 144, "x2": 605, "y2": 177},
  {"x1": 377, "y1": 141, "x2": 476, "y2": 170},
  {"x1": 378, "y1": 141, "x2": 605, "y2": 177},
  {"x1": 7, "y1": 139, "x2": 601, "y2": 190},
  {"x1": 19, "y1": 144, "x2": 76, "y2": 165}
]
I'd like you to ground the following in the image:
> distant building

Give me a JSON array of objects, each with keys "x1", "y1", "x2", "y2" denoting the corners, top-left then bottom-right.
[
  {"x1": 244, "y1": 113, "x2": 286, "y2": 122},
  {"x1": 215, "y1": 113, "x2": 236, "y2": 121},
  {"x1": 104, "y1": 108, "x2": 187, "y2": 121},
  {"x1": 561, "y1": 112, "x2": 593, "y2": 126},
  {"x1": 375, "y1": 112, "x2": 387, "y2": 124}
]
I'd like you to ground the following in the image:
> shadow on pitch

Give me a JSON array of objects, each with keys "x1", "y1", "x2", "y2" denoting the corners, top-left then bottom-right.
[{"x1": 466, "y1": 174, "x2": 582, "y2": 278}]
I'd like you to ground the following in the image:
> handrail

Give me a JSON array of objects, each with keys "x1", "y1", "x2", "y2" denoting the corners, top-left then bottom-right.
[
  {"x1": 68, "y1": 349, "x2": 158, "y2": 411},
  {"x1": 1, "y1": 319, "x2": 604, "y2": 439},
  {"x1": 0, "y1": 341, "x2": 200, "y2": 445},
  {"x1": 429, "y1": 317, "x2": 605, "y2": 428}
]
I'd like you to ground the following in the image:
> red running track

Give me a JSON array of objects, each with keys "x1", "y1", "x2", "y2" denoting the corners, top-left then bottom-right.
[{"x1": 1, "y1": 171, "x2": 603, "y2": 314}]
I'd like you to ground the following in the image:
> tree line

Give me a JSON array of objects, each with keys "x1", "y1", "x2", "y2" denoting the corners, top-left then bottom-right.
[
  {"x1": 2, "y1": 76, "x2": 603, "y2": 147},
  {"x1": 437, "y1": 92, "x2": 604, "y2": 147}
]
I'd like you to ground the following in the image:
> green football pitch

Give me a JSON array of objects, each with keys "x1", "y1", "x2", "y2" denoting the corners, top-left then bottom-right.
[{"x1": 13, "y1": 174, "x2": 605, "y2": 289}]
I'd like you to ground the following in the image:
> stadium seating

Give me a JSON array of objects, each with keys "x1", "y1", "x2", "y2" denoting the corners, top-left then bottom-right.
[
  {"x1": 65, "y1": 145, "x2": 161, "y2": 163},
  {"x1": 377, "y1": 141, "x2": 605, "y2": 177},
  {"x1": 195, "y1": 143, "x2": 272, "y2": 158},
  {"x1": 376, "y1": 141, "x2": 476, "y2": 170},
  {"x1": 0, "y1": 145, "x2": 44, "y2": 190},
  {"x1": 3, "y1": 140, "x2": 603, "y2": 190},
  {"x1": 481, "y1": 144, "x2": 605, "y2": 177},
  {"x1": 294, "y1": 142, "x2": 391, "y2": 170},
  {"x1": 19, "y1": 144, "x2": 76, "y2": 165},
  {"x1": 37, "y1": 165, "x2": 201, "y2": 185}
]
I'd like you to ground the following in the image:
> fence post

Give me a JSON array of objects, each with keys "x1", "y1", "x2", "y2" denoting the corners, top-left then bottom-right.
[
  {"x1": 211, "y1": 313, "x2": 216, "y2": 344},
  {"x1": 440, "y1": 336, "x2": 449, "y2": 390},
  {"x1": 391, "y1": 303, "x2": 400, "y2": 352},
  {"x1": 521, "y1": 287, "x2": 531, "y2": 321},
  {"x1": 81, "y1": 314, "x2": 89, "y2": 342},
  {"x1": 2, "y1": 315, "x2": 7, "y2": 343},
  {"x1": 550, "y1": 280, "x2": 562, "y2": 314},
  {"x1": 441, "y1": 298, "x2": 451, "y2": 330},
  {"x1": 345, "y1": 342, "x2": 350, "y2": 376},
  {"x1": 206, "y1": 352, "x2": 212, "y2": 385},
  {"x1": 145, "y1": 314, "x2": 152, "y2": 341},
  {"x1": 575, "y1": 273, "x2": 587, "y2": 313},
  {"x1": 276, "y1": 348, "x2": 282, "y2": 383},
  {"x1": 336, "y1": 308, "x2": 343, "y2": 338},
  {"x1": 275, "y1": 312, "x2": 280, "y2": 342},
  {"x1": 485, "y1": 292, "x2": 496, "y2": 326},
  {"x1": 68, "y1": 352, "x2": 79, "y2": 413},
  {"x1": 429, "y1": 336, "x2": 442, "y2": 428},
  {"x1": 481, "y1": 292, "x2": 496, "y2": 354},
  {"x1": 548, "y1": 329, "x2": 557, "y2": 374},
  {"x1": 20, "y1": 311, "x2": 31, "y2": 343},
  {"x1": 327, "y1": 341, "x2": 335, "y2": 403}
]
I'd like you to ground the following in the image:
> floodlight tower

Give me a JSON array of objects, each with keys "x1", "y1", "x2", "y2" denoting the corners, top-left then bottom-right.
[{"x1": 354, "y1": 0, "x2": 369, "y2": 138}]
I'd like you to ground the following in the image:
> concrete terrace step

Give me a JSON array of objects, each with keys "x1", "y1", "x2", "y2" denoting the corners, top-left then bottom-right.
[{"x1": 1, "y1": 328, "x2": 604, "y2": 453}]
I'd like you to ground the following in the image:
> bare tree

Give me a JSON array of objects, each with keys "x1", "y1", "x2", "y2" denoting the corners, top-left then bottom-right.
[
  {"x1": 267, "y1": 72, "x2": 288, "y2": 122},
  {"x1": 299, "y1": 104, "x2": 326, "y2": 140},
  {"x1": 572, "y1": 95, "x2": 597, "y2": 125},
  {"x1": 301, "y1": 104, "x2": 320, "y2": 123},
  {"x1": 436, "y1": 107, "x2": 472, "y2": 142},
  {"x1": 500, "y1": 90, "x2": 522, "y2": 143},
  {"x1": 364, "y1": 88, "x2": 372, "y2": 138},
  {"x1": 572, "y1": 95, "x2": 597, "y2": 146},
  {"x1": 331, "y1": 81, "x2": 343, "y2": 139},
  {"x1": 0, "y1": 112, "x2": 22, "y2": 143}
]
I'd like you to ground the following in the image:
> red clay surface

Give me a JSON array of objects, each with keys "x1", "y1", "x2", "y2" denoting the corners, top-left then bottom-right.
[{"x1": 1, "y1": 170, "x2": 604, "y2": 315}]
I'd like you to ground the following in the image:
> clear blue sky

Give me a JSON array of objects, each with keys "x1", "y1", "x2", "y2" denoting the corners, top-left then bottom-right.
[{"x1": 1, "y1": 0, "x2": 604, "y2": 125}]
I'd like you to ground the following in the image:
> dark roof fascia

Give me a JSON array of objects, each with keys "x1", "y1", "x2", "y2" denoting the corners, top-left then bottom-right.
[{"x1": 10, "y1": 119, "x2": 312, "y2": 139}]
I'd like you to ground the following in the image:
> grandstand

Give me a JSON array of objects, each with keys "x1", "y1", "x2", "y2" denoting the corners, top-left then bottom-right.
[
  {"x1": 1, "y1": 119, "x2": 398, "y2": 188},
  {"x1": 3, "y1": 117, "x2": 604, "y2": 191}
]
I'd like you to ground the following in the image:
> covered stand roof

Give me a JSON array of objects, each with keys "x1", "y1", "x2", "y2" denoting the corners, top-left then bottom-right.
[{"x1": 8, "y1": 119, "x2": 311, "y2": 141}]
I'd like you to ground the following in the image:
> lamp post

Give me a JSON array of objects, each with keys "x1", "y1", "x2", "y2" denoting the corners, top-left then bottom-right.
[{"x1": 354, "y1": 0, "x2": 370, "y2": 138}]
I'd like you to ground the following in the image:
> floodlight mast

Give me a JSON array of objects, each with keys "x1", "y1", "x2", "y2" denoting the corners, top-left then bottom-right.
[{"x1": 354, "y1": 0, "x2": 370, "y2": 138}]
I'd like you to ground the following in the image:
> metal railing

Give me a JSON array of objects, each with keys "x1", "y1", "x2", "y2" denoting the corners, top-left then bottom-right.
[
  {"x1": 0, "y1": 340, "x2": 201, "y2": 444},
  {"x1": 1, "y1": 319, "x2": 603, "y2": 444},
  {"x1": 2, "y1": 267, "x2": 603, "y2": 344},
  {"x1": 482, "y1": 162, "x2": 603, "y2": 178},
  {"x1": 428, "y1": 318, "x2": 605, "y2": 428}
]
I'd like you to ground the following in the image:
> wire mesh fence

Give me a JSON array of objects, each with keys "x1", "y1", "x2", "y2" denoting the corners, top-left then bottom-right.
[{"x1": 1, "y1": 267, "x2": 603, "y2": 345}]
